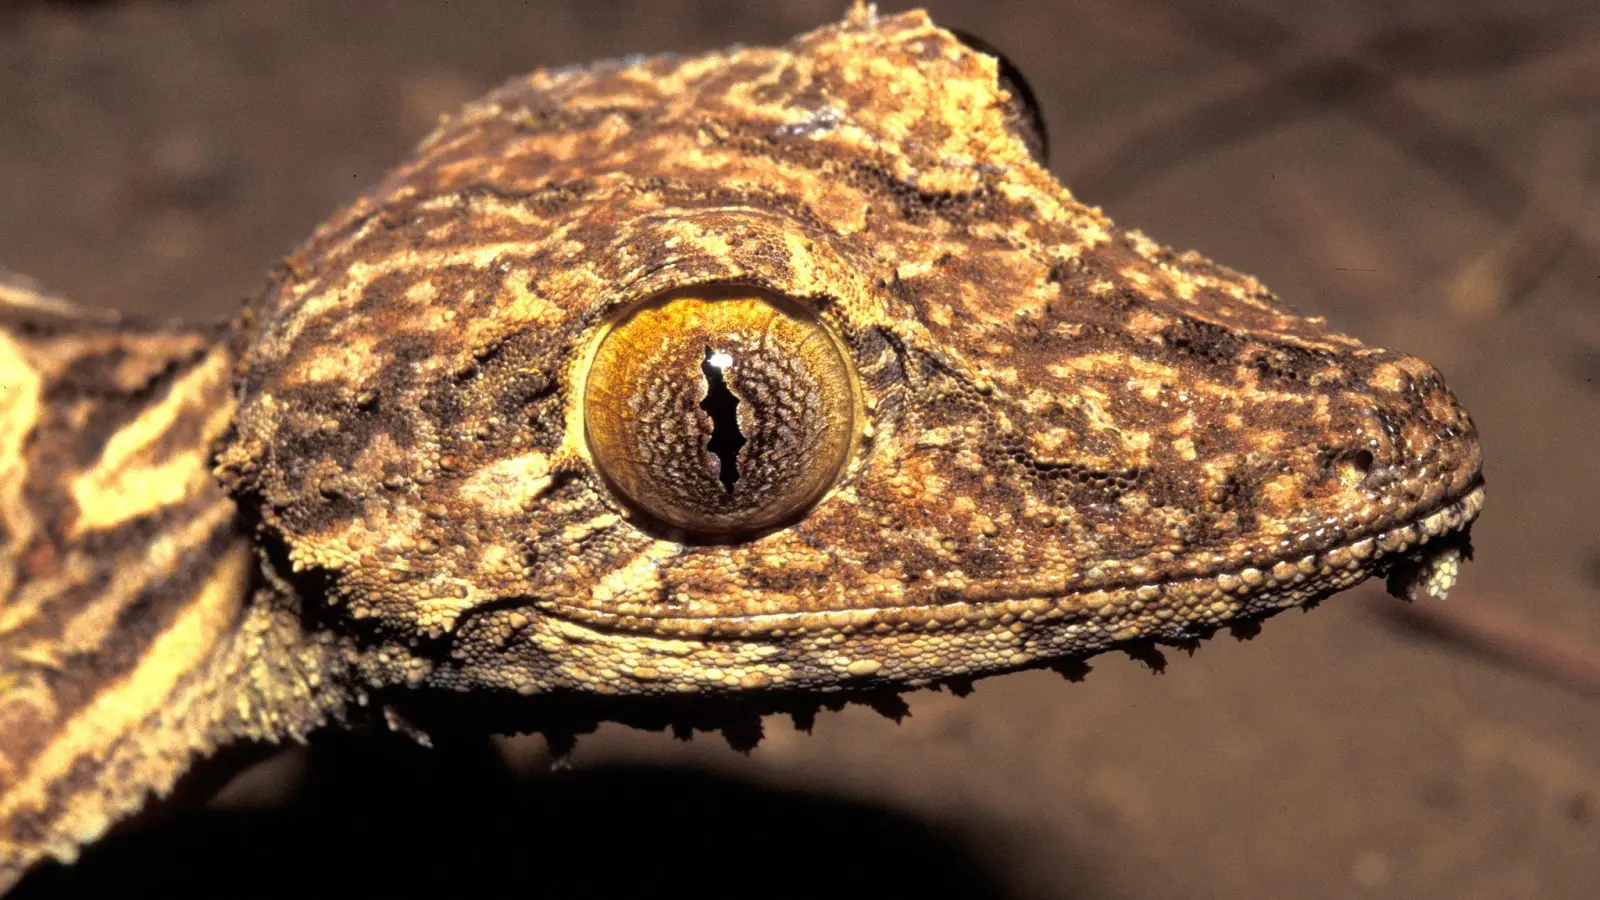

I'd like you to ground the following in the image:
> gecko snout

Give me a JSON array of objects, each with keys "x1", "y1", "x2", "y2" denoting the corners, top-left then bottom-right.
[{"x1": 1338, "y1": 352, "x2": 1483, "y2": 507}]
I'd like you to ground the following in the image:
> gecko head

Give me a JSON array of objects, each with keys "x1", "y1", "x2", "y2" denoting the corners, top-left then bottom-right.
[{"x1": 215, "y1": 8, "x2": 1482, "y2": 706}]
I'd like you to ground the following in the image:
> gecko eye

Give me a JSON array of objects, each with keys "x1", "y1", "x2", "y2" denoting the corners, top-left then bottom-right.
[
  {"x1": 950, "y1": 29, "x2": 1049, "y2": 167},
  {"x1": 583, "y1": 286, "x2": 858, "y2": 538}
]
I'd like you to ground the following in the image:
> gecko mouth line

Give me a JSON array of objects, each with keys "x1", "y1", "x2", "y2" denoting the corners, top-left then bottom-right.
[{"x1": 534, "y1": 480, "x2": 1486, "y2": 637}]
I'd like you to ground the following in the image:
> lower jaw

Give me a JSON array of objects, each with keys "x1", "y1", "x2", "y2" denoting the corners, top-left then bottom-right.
[{"x1": 492, "y1": 484, "x2": 1486, "y2": 699}]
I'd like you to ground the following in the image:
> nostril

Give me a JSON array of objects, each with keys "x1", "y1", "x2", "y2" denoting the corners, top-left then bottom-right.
[{"x1": 1335, "y1": 449, "x2": 1375, "y2": 487}]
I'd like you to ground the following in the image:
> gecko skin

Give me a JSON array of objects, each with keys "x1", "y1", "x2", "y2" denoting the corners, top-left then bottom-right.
[{"x1": 0, "y1": 6, "x2": 1482, "y2": 890}]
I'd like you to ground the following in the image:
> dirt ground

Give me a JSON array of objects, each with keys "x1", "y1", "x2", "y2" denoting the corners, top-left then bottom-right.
[{"x1": 3, "y1": 1, "x2": 1599, "y2": 897}]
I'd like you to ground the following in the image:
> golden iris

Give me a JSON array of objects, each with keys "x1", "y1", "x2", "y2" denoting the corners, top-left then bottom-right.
[{"x1": 583, "y1": 287, "x2": 858, "y2": 537}]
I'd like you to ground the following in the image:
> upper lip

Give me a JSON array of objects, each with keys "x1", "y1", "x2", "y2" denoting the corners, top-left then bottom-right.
[{"x1": 535, "y1": 478, "x2": 1488, "y2": 632}]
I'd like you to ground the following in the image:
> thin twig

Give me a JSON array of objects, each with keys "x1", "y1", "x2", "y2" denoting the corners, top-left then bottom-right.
[
  {"x1": 1370, "y1": 593, "x2": 1600, "y2": 698},
  {"x1": 1443, "y1": 118, "x2": 1593, "y2": 320},
  {"x1": 1068, "y1": 2, "x2": 1600, "y2": 280}
]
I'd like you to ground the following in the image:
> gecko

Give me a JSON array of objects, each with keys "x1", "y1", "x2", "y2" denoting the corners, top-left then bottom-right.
[{"x1": 0, "y1": 5, "x2": 1483, "y2": 890}]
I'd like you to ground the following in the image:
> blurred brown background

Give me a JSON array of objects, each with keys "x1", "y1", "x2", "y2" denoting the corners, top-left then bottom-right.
[{"x1": 3, "y1": 1, "x2": 1599, "y2": 897}]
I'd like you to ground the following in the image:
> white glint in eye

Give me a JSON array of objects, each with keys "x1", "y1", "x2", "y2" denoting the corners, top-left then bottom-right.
[{"x1": 707, "y1": 350, "x2": 734, "y2": 369}]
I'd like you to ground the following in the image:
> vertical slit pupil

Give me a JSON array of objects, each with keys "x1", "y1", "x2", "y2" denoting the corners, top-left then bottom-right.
[{"x1": 700, "y1": 347, "x2": 746, "y2": 492}]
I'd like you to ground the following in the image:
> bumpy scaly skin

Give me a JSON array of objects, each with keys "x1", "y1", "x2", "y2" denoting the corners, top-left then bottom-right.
[
  {"x1": 0, "y1": 6, "x2": 1482, "y2": 891},
  {"x1": 219, "y1": 8, "x2": 1480, "y2": 704},
  {"x1": 0, "y1": 281, "x2": 348, "y2": 887}
]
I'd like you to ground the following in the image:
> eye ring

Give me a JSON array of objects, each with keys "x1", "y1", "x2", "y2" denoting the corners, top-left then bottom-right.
[{"x1": 582, "y1": 286, "x2": 860, "y2": 539}]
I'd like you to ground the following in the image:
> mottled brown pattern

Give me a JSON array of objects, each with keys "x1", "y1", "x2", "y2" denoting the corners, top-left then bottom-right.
[
  {"x1": 218, "y1": 7, "x2": 1479, "y2": 704},
  {"x1": 0, "y1": 284, "x2": 346, "y2": 888},
  {"x1": 0, "y1": 289, "x2": 229, "y2": 768},
  {"x1": 0, "y1": 6, "x2": 1482, "y2": 892}
]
